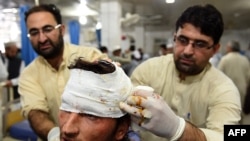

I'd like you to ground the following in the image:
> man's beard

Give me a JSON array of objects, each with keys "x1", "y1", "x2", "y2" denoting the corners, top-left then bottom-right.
[
  {"x1": 6, "y1": 55, "x2": 17, "y2": 60},
  {"x1": 174, "y1": 56, "x2": 202, "y2": 75},
  {"x1": 33, "y1": 34, "x2": 64, "y2": 59}
]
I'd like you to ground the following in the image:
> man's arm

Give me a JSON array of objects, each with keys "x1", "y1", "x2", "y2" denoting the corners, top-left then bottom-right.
[
  {"x1": 28, "y1": 110, "x2": 55, "y2": 140},
  {"x1": 179, "y1": 121, "x2": 206, "y2": 141}
]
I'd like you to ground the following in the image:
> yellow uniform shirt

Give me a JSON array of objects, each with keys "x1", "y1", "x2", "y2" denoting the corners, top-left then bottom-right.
[
  {"x1": 19, "y1": 43, "x2": 107, "y2": 124},
  {"x1": 131, "y1": 54, "x2": 241, "y2": 141}
]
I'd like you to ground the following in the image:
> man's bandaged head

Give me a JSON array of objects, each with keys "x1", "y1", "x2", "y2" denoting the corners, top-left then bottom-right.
[{"x1": 60, "y1": 59, "x2": 133, "y2": 118}]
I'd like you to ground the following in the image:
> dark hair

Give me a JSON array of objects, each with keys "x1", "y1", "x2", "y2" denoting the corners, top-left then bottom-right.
[
  {"x1": 25, "y1": 4, "x2": 62, "y2": 24},
  {"x1": 129, "y1": 45, "x2": 135, "y2": 51},
  {"x1": 230, "y1": 40, "x2": 240, "y2": 52},
  {"x1": 160, "y1": 44, "x2": 167, "y2": 49},
  {"x1": 68, "y1": 58, "x2": 131, "y2": 141},
  {"x1": 175, "y1": 4, "x2": 224, "y2": 44},
  {"x1": 100, "y1": 46, "x2": 108, "y2": 53},
  {"x1": 68, "y1": 58, "x2": 116, "y2": 74}
]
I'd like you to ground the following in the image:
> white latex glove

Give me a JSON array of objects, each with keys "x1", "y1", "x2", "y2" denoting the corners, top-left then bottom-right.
[
  {"x1": 47, "y1": 127, "x2": 60, "y2": 141},
  {"x1": 120, "y1": 86, "x2": 186, "y2": 140}
]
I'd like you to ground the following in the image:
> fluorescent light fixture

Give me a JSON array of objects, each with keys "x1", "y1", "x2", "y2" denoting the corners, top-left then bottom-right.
[
  {"x1": 80, "y1": 0, "x2": 98, "y2": 16},
  {"x1": 80, "y1": 0, "x2": 87, "y2": 5},
  {"x1": 2, "y1": 8, "x2": 17, "y2": 13},
  {"x1": 166, "y1": 0, "x2": 175, "y2": 3}
]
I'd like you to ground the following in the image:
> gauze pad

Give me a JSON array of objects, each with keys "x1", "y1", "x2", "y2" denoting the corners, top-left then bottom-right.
[{"x1": 60, "y1": 62, "x2": 133, "y2": 118}]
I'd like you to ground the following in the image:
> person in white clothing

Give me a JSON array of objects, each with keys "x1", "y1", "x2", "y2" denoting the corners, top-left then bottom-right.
[
  {"x1": 218, "y1": 40, "x2": 250, "y2": 124},
  {"x1": 0, "y1": 52, "x2": 8, "y2": 141},
  {"x1": 0, "y1": 52, "x2": 8, "y2": 82},
  {"x1": 2, "y1": 42, "x2": 25, "y2": 100}
]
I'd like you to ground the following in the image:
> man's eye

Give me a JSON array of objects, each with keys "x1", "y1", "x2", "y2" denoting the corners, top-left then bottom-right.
[
  {"x1": 195, "y1": 42, "x2": 207, "y2": 48},
  {"x1": 29, "y1": 30, "x2": 39, "y2": 36},
  {"x1": 83, "y1": 113, "x2": 99, "y2": 120},
  {"x1": 43, "y1": 27, "x2": 54, "y2": 33},
  {"x1": 179, "y1": 37, "x2": 188, "y2": 44}
]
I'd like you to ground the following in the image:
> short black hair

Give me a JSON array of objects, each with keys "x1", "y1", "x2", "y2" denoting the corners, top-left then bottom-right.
[
  {"x1": 25, "y1": 4, "x2": 62, "y2": 24},
  {"x1": 175, "y1": 4, "x2": 224, "y2": 44},
  {"x1": 230, "y1": 40, "x2": 240, "y2": 52},
  {"x1": 160, "y1": 44, "x2": 167, "y2": 49},
  {"x1": 100, "y1": 46, "x2": 108, "y2": 53},
  {"x1": 129, "y1": 45, "x2": 135, "y2": 51}
]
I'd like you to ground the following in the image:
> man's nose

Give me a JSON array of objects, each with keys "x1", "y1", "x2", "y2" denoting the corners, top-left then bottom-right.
[
  {"x1": 62, "y1": 113, "x2": 79, "y2": 138},
  {"x1": 183, "y1": 42, "x2": 195, "y2": 55},
  {"x1": 38, "y1": 30, "x2": 48, "y2": 43}
]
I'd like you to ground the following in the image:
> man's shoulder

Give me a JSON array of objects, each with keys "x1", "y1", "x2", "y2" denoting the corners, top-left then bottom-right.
[
  {"x1": 205, "y1": 66, "x2": 236, "y2": 87},
  {"x1": 142, "y1": 54, "x2": 173, "y2": 65},
  {"x1": 65, "y1": 43, "x2": 106, "y2": 61},
  {"x1": 66, "y1": 43, "x2": 102, "y2": 56},
  {"x1": 132, "y1": 54, "x2": 174, "y2": 75},
  {"x1": 21, "y1": 57, "x2": 44, "y2": 71},
  {"x1": 66, "y1": 43, "x2": 99, "y2": 51}
]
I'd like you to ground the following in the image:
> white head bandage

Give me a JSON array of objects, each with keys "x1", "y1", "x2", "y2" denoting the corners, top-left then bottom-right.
[{"x1": 60, "y1": 62, "x2": 133, "y2": 118}]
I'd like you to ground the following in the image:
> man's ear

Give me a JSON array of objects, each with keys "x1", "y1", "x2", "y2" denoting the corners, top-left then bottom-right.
[
  {"x1": 213, "y1": 43, "x2": 220, "y2": 54},
  {"x1": 60, "y1": 24, "x2": 66, "y2": 36},
  {"x1": 115, "y1": 116, "x2": 131, "y2": 141}
]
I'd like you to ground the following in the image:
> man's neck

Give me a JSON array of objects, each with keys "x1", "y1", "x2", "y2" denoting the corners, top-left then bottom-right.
[
  {"x1": 47, "y1": 56, "x2": 63, "y2": 70},
  {"x1": 46, "y1": 45, "x2": 64, "y2": 70}
]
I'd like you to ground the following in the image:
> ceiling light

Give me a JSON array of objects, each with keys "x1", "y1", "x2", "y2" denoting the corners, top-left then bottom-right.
[
  {"x1": 80, "y1": 0, "x2": 87, "y2": 5},
  {"x1": 2, "y1": 8, "x2": 17, "y2": 13},
  {"x1": 166, "y1": 0, "x2": 175, "y2": 3},
  {"x1": 79, "y1": 16, "x2": 87, "y2": 25}
]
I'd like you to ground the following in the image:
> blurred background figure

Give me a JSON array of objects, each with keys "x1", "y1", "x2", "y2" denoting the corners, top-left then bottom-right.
[
  {"x1": 0, "y1": 51, "x2": 8, "y2": 82},
  {"x1": 159, "y1": 43, "x2": 173, "y2": 56},
  {"x1": 218, "y1": 40, "x2": 250, "y2": 124},
  {"x1": 2, "y1": 42, "x2": 25, "y2": 100},
  {"x1": 0, "y1": 50, "x2": 8, "y2": 141},
  {"x1": 129, "y1": 45, "x2": 141, "y2": 62},
  {"x1": 244, "y1": 43, "x2": 250, "y2": 62},
  {"x1": 166, "y1": 42, "x2": 174, "y2": 54},
  {"x1": 209, "y1": 52, "x2": 222, "y2": 68},
  {"x1": 138, "y1": 48, "x2": 150, "y2": 63},
  {"x1": 110, "y1": 45, "x2": 136, "y2": 76},
  {"x1": 111, "y1": 45, "x2": 131, "y2": 64},
  {"x1": 99, "y1": 46, "x2": 109, "y2": 55},
  {"x1": 159, "y1": 44, "x2": 167, "y2": 56}
]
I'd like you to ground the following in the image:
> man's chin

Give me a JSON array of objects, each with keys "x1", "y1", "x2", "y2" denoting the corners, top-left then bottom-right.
[{"x1": 176, "y1": 64, "x2": 194, "y2": 74}]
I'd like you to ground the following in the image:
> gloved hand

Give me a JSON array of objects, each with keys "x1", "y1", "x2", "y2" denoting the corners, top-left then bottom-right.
[
  {"x1": 47, "y1": 127, "x2": 60, "y2": 141},
  {"x1": 120, "y1": 86, "x2": 186, "y2": 140}
]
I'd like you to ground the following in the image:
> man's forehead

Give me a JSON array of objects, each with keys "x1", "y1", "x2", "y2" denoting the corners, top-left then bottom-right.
[
  {"x1": 26, "y1": 11, "x2": 57, "y2": 29},
  {"x1": 176, "y1": 23, "x2": 214, "y2": 43}
]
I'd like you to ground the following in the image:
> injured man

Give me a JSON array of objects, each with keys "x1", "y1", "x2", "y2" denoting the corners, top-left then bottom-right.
[{"x1": 48, "y1": 58, "x2": 134, "y2": 141}]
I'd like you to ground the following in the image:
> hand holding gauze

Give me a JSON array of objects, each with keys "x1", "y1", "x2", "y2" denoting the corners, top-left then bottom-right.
[{"x1": 120, "y1": 86, "x2": 186, "y2": 140}]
